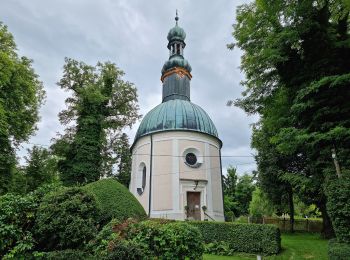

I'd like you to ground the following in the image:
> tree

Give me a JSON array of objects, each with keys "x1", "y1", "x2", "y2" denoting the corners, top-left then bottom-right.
[
  {"x1": 223, "y1": 167, "x2": 239, "y2": 218},
  {"x1": 249, "y1": 188, "x2": 274, "y2": 218},
  {"x1": 24, "y1": 146, "x2": 58, "y2": 192},
  {"x1": 235, "y1": 174, "x2": 256, "y2": 216},
  {"x1": 231, "y1": 0, "x2": 350, "y2": 237},
  {"x1": 0, "y1": 22, "x2": 45, "y2": 194},
  {"x1": 57, "y1": 58, "x2": 140, "y2": 186},
  {"x1": 115, "y1": 133, "x2": 132, "y2": 188},
  {"x1": 223, "y1": 168, "x2": 255, "y2": 217}
]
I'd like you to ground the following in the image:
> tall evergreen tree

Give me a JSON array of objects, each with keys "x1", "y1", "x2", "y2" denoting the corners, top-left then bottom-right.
[
  {"x1": 57, "y1": 59, "x2": 140, "y2": 185},
  {"x1": 0, "y1": 22, "x2": 45, "y2": 194}
]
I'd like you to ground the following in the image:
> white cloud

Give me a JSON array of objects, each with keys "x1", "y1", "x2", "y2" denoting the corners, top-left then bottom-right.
[{"x1": 1, "y1": 0, "x2": 256, "y2": 171}]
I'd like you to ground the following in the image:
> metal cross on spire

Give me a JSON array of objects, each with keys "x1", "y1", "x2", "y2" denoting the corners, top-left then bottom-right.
[{"x1": 175, "y1": 9, "x2": 179, "y2": 25}]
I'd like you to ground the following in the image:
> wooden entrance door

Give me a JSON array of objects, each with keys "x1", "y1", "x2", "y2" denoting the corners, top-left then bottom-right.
[{"x1": 187, "y1": 192, "x2": 201, "y2": 220}]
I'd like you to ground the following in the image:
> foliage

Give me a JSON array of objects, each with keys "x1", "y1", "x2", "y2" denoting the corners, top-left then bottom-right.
[
  {"x1": 223, "y1": 167, "x2": 256, "y2": 217},
  {"x1": 114, "y1": 133, "x2": 132, "y2": 188},
  {"x1": 34, "y1": 187, "x2": 100, "y2": 251},
  {"x1": 86, "y1": 219, "x2": 120, "y2": 258},
  {"x1": 90, "y1": 219, "x2": 203, "y2": 259},
  {"x1": 249, "y1": 188, "x2": 274, "y2": 218},
  {"x1": 24, "y1": 146, "x2": 59, "y2": 192},
  {"x1": 0, "y1": 194, "x2": 37, "y2": 259},
  {"x1": 326, "y1": 175, "x2": 350, "y2": 243},
  {"x1": 328, "y1": 239, "x2": 350, "y2": 260},
  {"x1": 128, "y1": 220, "x2": 204, "y2": 259},
  {"x1": 204, "y1": 241, "x2": 234, "y2": 256},
  {"x1": 231, "y1": 0, "x2": 350, "y2": 237},
  {"x1": 105, "y1": 239, "x2": 147, "y2": 260},
  {"x1": 57, "y1": 58, "x2": 140, "y2": 185},
  {"x1": 190, "y1": 221, "x2": 280, "y2": 255},
  {"x1": 83, "y1": 178, "x2": 146, "y2": 224},
  {"x1": 39, "y1": 249, "x2": 93, "y2": 260},
  {"x1": 0, "y1": 22, "x2": 45, "y2": 194}
]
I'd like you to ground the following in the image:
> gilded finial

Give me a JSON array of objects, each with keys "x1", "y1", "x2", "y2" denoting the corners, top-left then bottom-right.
[{"x1": 175, "y1": 10, "x2": 179, "y2": 25}]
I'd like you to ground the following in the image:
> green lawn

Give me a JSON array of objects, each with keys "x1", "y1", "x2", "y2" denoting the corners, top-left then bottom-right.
[{"x1": 204, "y1": 233, "x2": 328, "y2": 260}]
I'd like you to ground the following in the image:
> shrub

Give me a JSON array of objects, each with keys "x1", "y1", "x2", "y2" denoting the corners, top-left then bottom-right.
[
  {"x1": 90, "y1": 219, "x2": 204, "y2": 259},
  {"x1": 83, "y1": 178, "x2": 146, "y2": 224},
  {"x1": 0, "y1": 194, "x2": 37, "y2": 259},
  {"x1": 34, "y1": 187, "x2": 100, "y2": 251},
  {"x1": 86, "y1": 219, "x2": 121, "y2": 257},
  {"x1": 189, "y1": 221, "x2": 281, "y2": 255},
  {"x1": 328, "y1": 239, "x2": 350, "y2": 260},
  {"x1": 204, "y1": 241, "x2": 234, "y2": 256},
  {"x1": 0, "y1": 184, "x2": 63, "y2": 258},
  {"x1": 326, "y1": 176, "x2": 350, "y2": 243},
  {"x1": 105, "y1": 239, "x2": 147, "y2": 260},
  {"x1": 128, "y1": 220, "x2": 204, "y2": 259}
]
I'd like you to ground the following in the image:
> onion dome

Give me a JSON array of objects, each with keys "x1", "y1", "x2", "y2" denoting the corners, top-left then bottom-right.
[
  {"x1": 167, "y1": 24, "x2": 186, "y2": 42},
  {"x1": 161, "y1": 55, "x2": 192, "y2": 74}
]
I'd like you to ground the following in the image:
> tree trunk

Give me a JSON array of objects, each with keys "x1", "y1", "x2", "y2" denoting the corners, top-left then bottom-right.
[
  {"x1": 288, "y1": 187, "x2": 294, "y2": 233},
  {"x1": 318, "y1": 200, "x2": 335, "y2": 239}
]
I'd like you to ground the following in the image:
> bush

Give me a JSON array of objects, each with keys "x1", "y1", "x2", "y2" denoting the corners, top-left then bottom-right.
[
  {"x1": 128, "y1": 220, "x2": 204, "y2": 259},
  {"x1": 83, "y1": 178, "x2": 146, "y2": 224},
  {"x1": 326, "y1": 176, "x2": 350, "y2": 243},
  {"x1": 105, "y1": 239, "x2": 147, "y2": 260},
  {"x1": 89, "y1": 219, "x2": 204, "y2": 259},
  {"x1": 189, "y1": 221, "x2": 281, "y2": 255},
  {"x1": 0, "y1": 194, "x2": 37, "y2": 259},
  {"x1": 86, "y1": 219, "x2": 121, "y2": 257},
  {"x1": 0, "y1": 184, "x2": 62, "y2": 258},
  {"x1": 328, "y1": 239, "x2": 350, "y2": 260},
  {"x1": 34, "y1": 187, "x2": 100, "y2": 251}
]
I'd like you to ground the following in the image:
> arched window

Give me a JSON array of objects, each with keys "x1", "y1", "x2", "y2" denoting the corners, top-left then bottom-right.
[
  {"x1": 142, "y1": 166, "x2": 146, "y2": 190},
  {"x1": 137, "y1": 163, "x2": 146, "y2": 195}
]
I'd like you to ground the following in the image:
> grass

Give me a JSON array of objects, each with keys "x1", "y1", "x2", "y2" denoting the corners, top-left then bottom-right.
[{"x1": 204, "y1": 232, "x2": 328, "y2": 260}]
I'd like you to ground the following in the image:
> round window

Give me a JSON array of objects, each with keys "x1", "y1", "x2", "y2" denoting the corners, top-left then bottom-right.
[{"x1": 185, "y1": 153, "x2": 197, "y2": 166}]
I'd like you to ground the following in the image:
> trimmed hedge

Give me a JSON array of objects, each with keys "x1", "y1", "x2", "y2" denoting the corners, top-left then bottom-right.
[
  {"x1": 83, "y1": 178, "x2": 146, "y2": 224},
  {"x1": 189, "y1": 221, "x2": 281, "y2": 255},
  {"x1": 328, "y1": 239, "x2": 350, "y2": 260}
]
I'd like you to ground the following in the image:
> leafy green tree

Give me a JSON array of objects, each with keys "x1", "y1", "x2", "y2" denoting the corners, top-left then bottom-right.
[
  {"x1": 223, "y1": 167, "x2": 239, "y2": 218},
  {"x1": 0, "y1": 22, "x2": 45, "y2": 194},
  {"x1": 115, "y1": 133, "x2": 132, "y2": 188},
  {"x1": 24, "y1": 146, "x2": 58, "y2": 192},
  {"x1": 57, "y1": 59, "x2": 140, "y2": 186},
  {"x1": 223, "y1": 166, "x2": 238, "y2": 198},
  {"x1": 235, "y1": 174, "x2": 256, "y2": 216},
  {"x1": 249, "y1": 188, "x2": 275, "y2": 218},
  {"x1": 223, "y1": 168, "x2": 255, "y2": 217},
  {"x1": 231, "y1": 0, "x2": 350, "y2": 237}
]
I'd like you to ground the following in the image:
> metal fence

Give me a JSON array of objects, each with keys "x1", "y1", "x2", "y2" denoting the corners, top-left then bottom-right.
[{"x1": 249, "y1": 217, "x2": 323, "y2": 232}]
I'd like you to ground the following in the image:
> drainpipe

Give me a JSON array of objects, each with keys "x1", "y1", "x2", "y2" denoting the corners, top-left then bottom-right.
[
  {"x1": 148, "y1": 135, "x2": 153, "y2": 217},
  {"x1": 219, "y1": 148, "x2": 225, "y2": 221}
]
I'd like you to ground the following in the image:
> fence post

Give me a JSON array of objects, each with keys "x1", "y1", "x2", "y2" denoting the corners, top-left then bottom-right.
[{"x1": 257, "y1": 255, "x2": 262, "y2": 260}]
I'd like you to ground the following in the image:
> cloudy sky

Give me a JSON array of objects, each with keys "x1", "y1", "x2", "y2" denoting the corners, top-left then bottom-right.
[{"x1": 1, "y1": 0, "x2": 257, "y2": 175}]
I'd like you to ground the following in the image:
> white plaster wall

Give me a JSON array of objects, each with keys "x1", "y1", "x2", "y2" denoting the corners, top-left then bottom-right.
[{"x1": 130, "y1": 131, "x2": 224, "y2": 221}]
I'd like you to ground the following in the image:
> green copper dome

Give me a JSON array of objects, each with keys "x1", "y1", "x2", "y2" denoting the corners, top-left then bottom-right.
[
  {"x1": 167, "y1": 24, "x2": 186, "y2": 42},
  {"x1": 162, "y1": 55, "x2": 192, "y2": 74},
  {"x1": 135, "y1": 99, "x2": 219, "y2": 141}
]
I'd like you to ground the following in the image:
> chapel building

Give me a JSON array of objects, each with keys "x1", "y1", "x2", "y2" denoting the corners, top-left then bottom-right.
[{"x1": 129, "y1": 14, "x2": 224, "y2": 221}]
